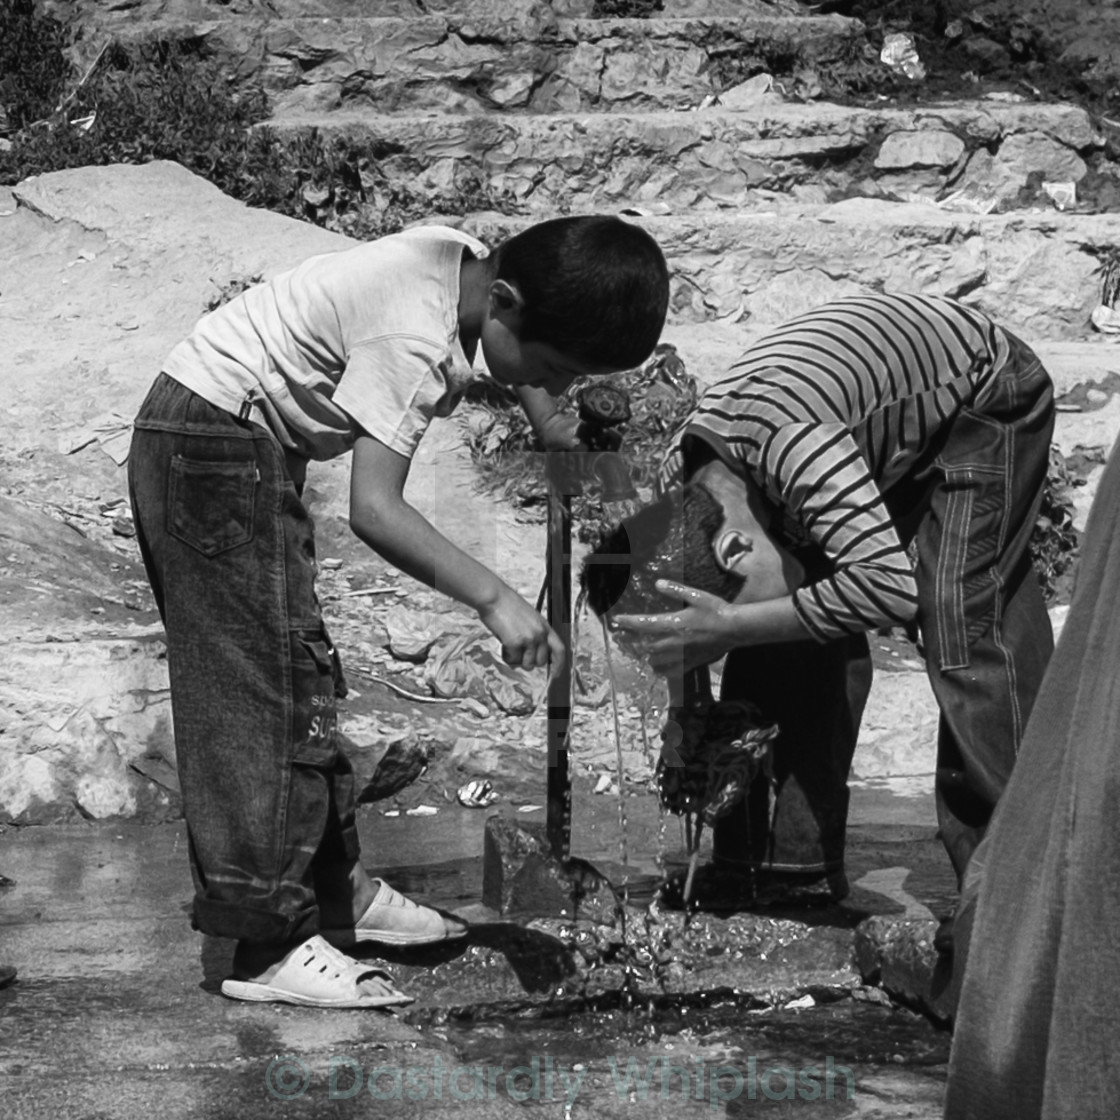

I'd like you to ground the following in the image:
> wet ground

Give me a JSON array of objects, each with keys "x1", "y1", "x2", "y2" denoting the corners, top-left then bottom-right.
[{"x1": 0, "y1": 781, "x2": 953, "y2": 1118}]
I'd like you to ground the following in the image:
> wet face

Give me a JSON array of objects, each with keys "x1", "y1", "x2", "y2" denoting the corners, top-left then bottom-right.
[{"x1": 690, "y1": 459, "x2": 806, "y2": 603}]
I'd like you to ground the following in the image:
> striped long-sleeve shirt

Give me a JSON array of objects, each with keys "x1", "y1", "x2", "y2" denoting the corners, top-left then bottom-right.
[{"x1": 659, "y1": 293, "x2": 1013, "y2": 641}]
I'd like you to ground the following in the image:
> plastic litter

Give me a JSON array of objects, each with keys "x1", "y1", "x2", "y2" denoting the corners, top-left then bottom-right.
[
  {"x1": 1042, "y1": 181, "x2": 1076, "y2": 211},
  {"x1": 383, "y1": 606, "x2": 477, "y2": 662},
  {"x1": 457, "y1": 779, "x2": 499, "y2": 808},
  {"x1": 936, "y1": 188, "x2": 999, "y2": 215},
  {"x1": 60, "y1": 411, "x2": 133, "y2": 464},
  {"x1": 425, "y1": 632, "x2": 537, "y2": 715},
  {"x1": 405, "y1": 805, "x2": 439, "y2": 817},
  {"x1": 785, "y1": 994, "x2": 817, "y2": 1011},
  {"x1": 881, "y1": 33, "x2": 926, "y2": 81},
  {"x1": 592, "y1": 773, "x2": 614, "y2": 795}
]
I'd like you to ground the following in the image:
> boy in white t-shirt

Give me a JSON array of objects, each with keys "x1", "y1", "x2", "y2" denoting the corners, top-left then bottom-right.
[{"x1": 128, "y1": 216, "x2": 669, "y2": 1008}]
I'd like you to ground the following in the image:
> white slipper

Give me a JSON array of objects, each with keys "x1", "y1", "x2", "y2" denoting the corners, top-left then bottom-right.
[
  {"x1": 220, "y1": 935, "x2": 413, "y2": 1008},
  {"x1": 321, "y1": 879, "x2": 469, "y2": 948}
]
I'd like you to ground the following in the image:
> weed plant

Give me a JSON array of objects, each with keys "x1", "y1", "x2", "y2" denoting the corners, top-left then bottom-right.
[
  {"x1": 0, "y1": 0, "x2": 71, "y2": 134},
  {"x1": 0, "y1": 31, "x2": 517, "y2": 236}
]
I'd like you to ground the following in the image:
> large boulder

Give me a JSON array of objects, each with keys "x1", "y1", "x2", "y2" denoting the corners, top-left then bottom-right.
[{"x1": 0, "y1": 163, "x2": 349, "y2": 823}]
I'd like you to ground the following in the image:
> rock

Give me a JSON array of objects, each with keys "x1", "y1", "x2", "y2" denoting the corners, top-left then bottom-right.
[
  {"x1": 949, "y1": 134, "x2": 1088, "y2": 208},
  {"x1": 466, "y1": 199, "x2": 1120, "y2": 339},
  {"x1": 0, "y1": 632, "x2": 176, "y2": 824},
  {"x1": 996, "y1": 131, "x2": 1088, "y2": 186},
  {"x1": 481, "y1": 815, "x2": 616, "y2": 919},
  {"x1": 711, "y1": 73, "x2": 779, "y2": 110},
  {"x1": 875, "y1": 130, "x2": 966, "y2": 171},
  {"x1": 357, "y1": 736, "x2": 428, "y2": 802},
  {"x1": 961, "y1": 35, "x2": 1011, "y2": 72},
  {"x1": 854, "y1": 916, "x2": 956, "y2": 1024}
]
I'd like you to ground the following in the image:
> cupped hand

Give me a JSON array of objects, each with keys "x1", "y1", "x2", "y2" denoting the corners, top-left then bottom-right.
[
  {"x1": 479, "y1": 589, "x2": 565, "y2": 675},
  {"x1": 610, "y1": 579, "x2": 740, "y2": 674}
]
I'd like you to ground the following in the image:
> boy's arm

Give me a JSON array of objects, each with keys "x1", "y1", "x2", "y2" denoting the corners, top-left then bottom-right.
[{"x1": 349, "y1": 432, "x2": 563, "y2": 671}]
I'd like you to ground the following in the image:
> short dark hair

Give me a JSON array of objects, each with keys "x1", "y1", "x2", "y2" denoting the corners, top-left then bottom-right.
[
  {"x1": 494, "y1": 216, "x2": 669, "y2": 370},
  {"x1": 581, "y1": 482, "x2": 745, "y2": 618}
]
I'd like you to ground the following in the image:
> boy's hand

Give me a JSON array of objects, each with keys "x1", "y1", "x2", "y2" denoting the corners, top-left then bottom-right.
[
  {"x1": 611, "y1": 579, "x2": 738, "y2": 674},
  {"x1": 479, "y1": 588, "x2": 565, "y2": 674}
]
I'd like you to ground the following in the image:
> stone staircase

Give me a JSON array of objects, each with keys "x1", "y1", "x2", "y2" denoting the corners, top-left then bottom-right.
[{"x1": 99, "y1": 0, "x2": 1120, "y2": 343}]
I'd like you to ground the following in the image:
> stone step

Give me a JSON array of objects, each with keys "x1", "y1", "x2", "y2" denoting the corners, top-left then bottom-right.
[
  {"x1": 268, "y1": 97, "x2": 1101, "y2": 215},
  {"x1": 117, "y1": 11, "x2": 863, "y2": 115},
  {"x1": 102, "y1": 0, "x2": 800, "y2": 16},
  {"x1": 79, "y1": 0, "x2": 798, "y2": 21},
  {"x1": 452, "y1": 202, "x2": 1120, "y2": 340}
]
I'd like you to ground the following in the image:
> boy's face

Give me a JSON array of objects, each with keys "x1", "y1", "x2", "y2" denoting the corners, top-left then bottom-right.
[
  {"x1": 685, "y1": 460, "x2": 805, "y2": 605},
  {"x1": 480, "y1": 279, "x2": 613, "y2": 394}
]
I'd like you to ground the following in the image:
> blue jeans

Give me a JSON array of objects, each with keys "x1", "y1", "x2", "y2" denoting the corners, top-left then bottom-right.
[
  {"x1": 715, "y1": 332, "x2": 1055, "y2": 883},
  {"x1": 128, "y1": 374, "x2": 358, "y2": 943}
]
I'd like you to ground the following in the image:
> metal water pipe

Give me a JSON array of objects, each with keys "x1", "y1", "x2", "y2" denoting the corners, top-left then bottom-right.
[{"x1": 544, "y1": 384, "x2": 636, "y2": 860}]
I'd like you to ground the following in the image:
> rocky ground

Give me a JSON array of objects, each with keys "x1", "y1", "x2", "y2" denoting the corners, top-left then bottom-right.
[{"x1": 4, "y1": 0, "x2": 1120, "y2": 1115}]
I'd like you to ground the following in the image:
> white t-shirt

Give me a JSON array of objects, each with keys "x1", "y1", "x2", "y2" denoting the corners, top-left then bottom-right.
[{"x1": 163, "y1": 226, "x2": 487, "y2": 460}]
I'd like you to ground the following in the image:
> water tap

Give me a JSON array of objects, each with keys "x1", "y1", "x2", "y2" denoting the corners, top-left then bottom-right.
[{"x1": 570, "y1": 384, "x2": 638, "y2": 504}]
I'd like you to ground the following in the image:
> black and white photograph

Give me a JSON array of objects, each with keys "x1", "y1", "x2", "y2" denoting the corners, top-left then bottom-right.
[{"x1": 2, "y1": 1, "x2": 1119, "y2": 1115}]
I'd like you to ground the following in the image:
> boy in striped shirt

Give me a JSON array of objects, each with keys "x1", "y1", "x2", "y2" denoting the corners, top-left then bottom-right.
[{"x1": 584, "y1": 293, "x2": 1055, "y2": 905}]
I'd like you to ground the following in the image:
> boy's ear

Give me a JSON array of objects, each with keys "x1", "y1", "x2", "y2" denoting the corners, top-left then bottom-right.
[
  {"x1": 712, "y1": 525, "x2": 807, "y2": 598},
  {"x1": 488, "y1": 279, "x2": 525, "y2": 324},
  {"x1": 712, "y1": 529, "x2": 755, "y2": 575}
]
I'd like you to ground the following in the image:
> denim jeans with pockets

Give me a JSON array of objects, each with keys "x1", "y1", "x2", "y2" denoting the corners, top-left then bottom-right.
[
  {"x1": 129, "y1": 373, "x2": 358, "y2": 944},
  {"x1": 714, "y1": 332, "x2": 1055, "y2": 883}
]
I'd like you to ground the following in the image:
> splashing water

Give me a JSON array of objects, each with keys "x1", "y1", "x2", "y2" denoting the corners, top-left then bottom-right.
[
  {"x1": 601, "y1": 618, "x2": 630, "y2": 874},
  {"x1": 600, "y1": 496, "x2": 645, "y2": 527}
]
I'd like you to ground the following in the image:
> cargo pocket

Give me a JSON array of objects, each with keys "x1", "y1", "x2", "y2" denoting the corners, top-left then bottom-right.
[
  {"x1": 168, "y1": 456, "x2": 256, "y2": 557},
  {"x1": 291, "y1": 630, "x2": 339, "y2": 767},
  {"x1": 932, "y1": 404, "x2": 1013, "y2": 673}
]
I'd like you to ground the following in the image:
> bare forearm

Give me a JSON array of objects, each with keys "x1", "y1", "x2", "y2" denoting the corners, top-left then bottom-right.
[
  {"x1": 721, "y1": 596, "x2": 815, "y2": 647},
  {"x1": 350, "y1": 498, "x2": 508, "y2": 613}
]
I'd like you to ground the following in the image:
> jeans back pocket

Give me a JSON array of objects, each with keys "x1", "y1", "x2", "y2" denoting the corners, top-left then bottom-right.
[{"x1": 168, "y1": 455, "x2": 257, "y2": 557}]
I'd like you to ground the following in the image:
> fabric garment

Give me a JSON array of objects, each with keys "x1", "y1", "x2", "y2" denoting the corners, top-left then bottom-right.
[
  {"x1": 714, "y1": 634, "x2": 872, "y2": 877},
  {"x1": 701, "y1": 324, "x2": 1054, "y2": 880},
  {"x1": 943, "y1": 439, "x2": 1120, "y2": 1120},
  {"x1": 164, "y1": 226, "x2": 486, "y2": 461},
  {"x1": 660, "y1": 293, "x2": 1015, "y2": 641},
  {"x1": 129, "y1": 374, "x2": 357, "y2": 944}
]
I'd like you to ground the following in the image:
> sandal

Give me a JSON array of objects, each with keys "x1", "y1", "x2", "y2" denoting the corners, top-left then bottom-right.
[
  {"x1": 321, "y1": 879, "x2": 468, "y2": 948},
  {"x1": 220, "y1": 935, "x2": 413, "y2": 1008}
]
